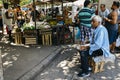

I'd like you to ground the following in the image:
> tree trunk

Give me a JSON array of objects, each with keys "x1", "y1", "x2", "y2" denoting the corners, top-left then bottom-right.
[{"x1": 93, "y1": 0, "x2": 96, "y2": 3}]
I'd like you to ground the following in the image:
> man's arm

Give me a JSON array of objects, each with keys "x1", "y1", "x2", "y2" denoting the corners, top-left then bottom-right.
[
  {"x1": 89, "y1": 29, "x2": 104, "y2": 55},
  {"x1": 104, "y1": 11, "x2": 118, "y2": 24}
]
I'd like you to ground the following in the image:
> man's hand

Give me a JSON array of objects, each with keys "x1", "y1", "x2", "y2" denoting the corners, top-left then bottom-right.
[{"x1": 80, "y1": 45, "x2": 89, "y2": 50}]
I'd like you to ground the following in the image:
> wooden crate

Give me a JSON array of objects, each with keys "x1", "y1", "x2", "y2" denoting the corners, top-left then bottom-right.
[
  {"x1": 39, "y1": 29, "x2": 52, "y2": 45},
  {"x1": 25, "y1": 37, "x2": 37, "y2": 45},
  {"x1": 42, "y1": 32, "x2": 52, "y2": 45},
  {"x1": 23, "y1": 30, "x2": 37, "y2": 45},
  {"x1": 14, "y1": 32, "x2": 22, "y2": 44},
  {"x1": 88, "y1": 57, "x2": 105, "y2": 73},
  {"x1": 23, "y1": 30, "x2": 37, "y2": 37}
]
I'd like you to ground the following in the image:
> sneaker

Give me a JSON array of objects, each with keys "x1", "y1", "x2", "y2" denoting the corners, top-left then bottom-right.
[
  {"x1": 88, "y1": 67, "x2": 92, "y2": 72},
  {"x1": 77, "y1": 72, "x2": 90, "y2": 78}
]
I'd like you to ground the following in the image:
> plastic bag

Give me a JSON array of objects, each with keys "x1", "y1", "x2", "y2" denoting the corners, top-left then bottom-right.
[
  {"x1": 116, "y1": 35, "x2": 120, "y2": 47},
  {"x1": 75, "y1": 27, "x2": 80, "y2": 39}
]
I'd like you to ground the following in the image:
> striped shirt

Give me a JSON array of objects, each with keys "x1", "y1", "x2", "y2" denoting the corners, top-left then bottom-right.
[{"x1": 78, "y1": 7, "x2": 94, "y2": 28}]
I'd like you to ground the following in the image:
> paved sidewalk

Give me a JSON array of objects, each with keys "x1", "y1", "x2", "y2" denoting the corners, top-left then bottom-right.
[
  {"x1": 34, "y1": 47, "x2": 120, "y2": 80},
  {"x1": 0, "y1": 42, "x2": 62, "y2": 80}
]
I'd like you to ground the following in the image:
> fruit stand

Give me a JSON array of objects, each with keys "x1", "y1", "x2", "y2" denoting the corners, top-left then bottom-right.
[{"x1": 10, "y1": 0, "x2": 76, "y2": 45}]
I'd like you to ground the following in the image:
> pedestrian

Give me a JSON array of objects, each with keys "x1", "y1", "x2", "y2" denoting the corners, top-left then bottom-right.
[
  {"x1": 99, "y1": 4, "x2": 110, "y2": 18},
  {"x1": 104, "y1": 1, "x2": 120, "y2": 53},
  {"x1": 30, "y1": 6, "x2": 40, "y2": 22},
  {"x1": 77, "y1": 15, "x2": 115, "y2": 78},
  {"x1": 3, "y1": 8, "x2": 14, "y2": 42},
  {"x1": 99, "y1": 4, "x2": 110, "y2": 25},
  {"x1": 77, "y1": 0, "x2": 94, "y2": 44},
  {"x1": 16, "y1": 6, "x2": 25, "y2": 28}
]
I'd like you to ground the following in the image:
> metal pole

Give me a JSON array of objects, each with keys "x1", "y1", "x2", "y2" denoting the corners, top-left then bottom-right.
[
  {"x1": 61, "y1": 0, "x2": 65, "y2": 25},
  {"x1": 51, "y1": 0, "x2": 53, "y2": 18},
  {"x1": 46, "y1": 2, "x2": 47, "y2": 16},
  {"x1": 33, "y1": 0, "x2": 36, "y2": 29},
  {"x1": 33, "y1": 0, "x2": 38, "y2": 44},
  {"x1": 0, "y1": 47, "x2": 4, "y2": 80}
]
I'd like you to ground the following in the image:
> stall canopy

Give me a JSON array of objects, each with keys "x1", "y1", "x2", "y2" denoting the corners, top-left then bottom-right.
[
  {"x1": 3, "y1": 0, "x2": 78, "y2": 6},
  {"x1": 37, "y1": 0, "x2": 78, "y2": 3}
]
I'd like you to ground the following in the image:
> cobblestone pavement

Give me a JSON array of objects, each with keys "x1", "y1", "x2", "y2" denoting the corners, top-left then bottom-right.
[{"x1": 34, "y1": 47, "x2": 120, "y2": 80}]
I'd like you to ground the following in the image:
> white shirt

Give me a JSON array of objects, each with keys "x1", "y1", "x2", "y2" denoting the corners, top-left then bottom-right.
[
  {"x1": 72, "y1": 4, "x2": 78, "y2": 22},
  {"x1": 2, "y1": 9, "x2": 13, "y2": 30},
  {"x1": 99, "y1": 8, "x2": 110, "y2": 18}
]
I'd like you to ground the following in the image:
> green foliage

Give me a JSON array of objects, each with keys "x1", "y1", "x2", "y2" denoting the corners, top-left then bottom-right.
[
  {"x1": 0, "y1": 0, "x2": 2, "y2": 5},
  {"x1": 92, "y1": 0, "x2": 99, "y2": 3},
  {"x1": 20, "y1": 0, "x2": 32, "y2": 6},
  {"x1": 22, "y1": 23, "x2": 35, "y2": 30},
  {"x1": 95, "y1": 0, "x2": 99, "y2": 2}
]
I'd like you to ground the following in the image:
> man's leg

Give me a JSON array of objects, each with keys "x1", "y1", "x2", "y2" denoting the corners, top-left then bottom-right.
[
  {"x1": 78, "y1": 50, "x2": 90, "y2": 77},
  {"x1": 80, "y1": 26, "x2": 85, "y2": 43},
  {"x1": 85, "y1": 27, "x2": 93, "y2": 42},
  {"x1": 80, "y1": 50, "x2": 89, "y2": 73}
]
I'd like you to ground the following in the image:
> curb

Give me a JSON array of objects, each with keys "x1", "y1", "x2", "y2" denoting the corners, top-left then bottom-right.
[{"x1": 17, "y1": 47, "x2": 63, "y2": 80}]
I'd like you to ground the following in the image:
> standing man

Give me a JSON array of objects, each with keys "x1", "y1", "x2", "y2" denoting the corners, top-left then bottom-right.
[
  {"x1": 99, "y1": 4, "x2": 110, "y2": 18},
  {"x1": 78, "y1": 0, "x2": 94, "y2": 44},
  {"x1": 99, "y1": 4, "x2": 110, "y2": 25},
  {"x1": 30, "y1": 6, "x2": 40, "y2": 22}
]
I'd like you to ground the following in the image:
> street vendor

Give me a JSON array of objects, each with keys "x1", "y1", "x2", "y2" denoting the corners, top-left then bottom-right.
[
  {"x1": 30, "y1": 6, "x2": 40, "y2": 22},
  {"x1": 77, "y1": 15, "x2": 115, "y2": 78},
  {"x1": 16, "y1": 6, "x2": 25, "y2": 28},
  {"x1": 63, "y1": 6, "x2": 71, "y2": 19}
]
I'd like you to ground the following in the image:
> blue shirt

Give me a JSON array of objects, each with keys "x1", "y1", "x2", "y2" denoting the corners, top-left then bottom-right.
[
  {"x1": 89, "y1": 25, "x2": 113, "y2": 57},
  {"x1": 78, "y1": 7, "x2": 94, "y2": 27}
]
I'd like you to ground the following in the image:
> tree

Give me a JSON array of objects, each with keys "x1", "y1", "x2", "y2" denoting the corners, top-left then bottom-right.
[
  {"x1": 20, "y1": 0, "x2": 32, "y2": 6},
  {"x1": 92, "y1": 0, "x2": 98, "y2": 3},
  {"x1": 0, "y1": 0, "x2": 2, "y2": 5}
]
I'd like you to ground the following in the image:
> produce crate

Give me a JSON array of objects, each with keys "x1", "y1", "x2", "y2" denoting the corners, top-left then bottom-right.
[
  {"x1": 23, "y1": 29, "x2": 37, "y2": 37},
  {"x1": 14, "y1": 32, "x2": 22, "y2": 44},
  {"x1": 39, "y1": 29, "x2": 52, "y2": 45},
  {"x1": 25, "y1": 37, "x2": 37, "y2": 45},
  {"x1": 23, "y1": 30, "x2": 37, "y2": 45}
]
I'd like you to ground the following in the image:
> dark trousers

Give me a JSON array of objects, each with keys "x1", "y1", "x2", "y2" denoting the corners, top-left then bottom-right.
[
  {"x1": 8, "y1": 30, "x2": 12, "y2": 42},
  {"x1": 80, "y1": 50, "x2": 90, "y2": 73}
]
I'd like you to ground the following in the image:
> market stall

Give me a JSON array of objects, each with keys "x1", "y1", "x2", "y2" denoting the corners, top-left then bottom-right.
[
  {"x1": 41, "y1": 0, "x2": 77, "y2": 45},
  {"x1": 20, "y1": 0, "x2": 76, "y2": 45},
  {"x1": 3, "y1": 0, "x2": 77, "y2": 45}
]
